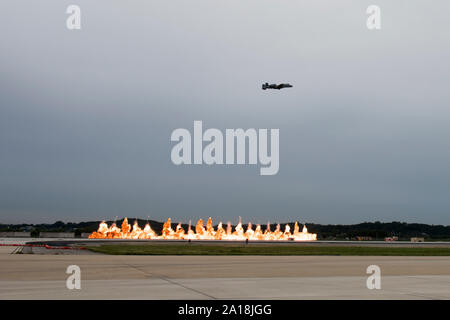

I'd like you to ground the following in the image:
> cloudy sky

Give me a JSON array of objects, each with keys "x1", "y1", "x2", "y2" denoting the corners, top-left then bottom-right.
[{"x1": 1, "y1": 1, "x2": 449, "y2": 224}]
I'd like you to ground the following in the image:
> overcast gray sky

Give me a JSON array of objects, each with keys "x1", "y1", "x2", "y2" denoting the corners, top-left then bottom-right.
[{"x1": 1, "y1": 1, "x2": 449, "y2": 224}]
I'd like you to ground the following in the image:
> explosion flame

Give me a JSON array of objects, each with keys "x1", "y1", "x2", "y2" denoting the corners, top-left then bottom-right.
[{"x1": 89, "y1": 217, "x2": 317, "y2": 241}]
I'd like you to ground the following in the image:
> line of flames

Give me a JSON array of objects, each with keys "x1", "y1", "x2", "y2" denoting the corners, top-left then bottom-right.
[{"x1": 89, "y1": 217, "x2": 317, "y2": 241}]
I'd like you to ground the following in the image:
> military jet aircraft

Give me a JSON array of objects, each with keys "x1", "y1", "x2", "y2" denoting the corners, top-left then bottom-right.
[{"x1": 262, "y1": 82, "x2": 293, "y2": 90}]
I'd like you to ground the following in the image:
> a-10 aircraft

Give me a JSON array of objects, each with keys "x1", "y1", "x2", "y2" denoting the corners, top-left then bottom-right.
[{"x1": 262, "y1": 82, "x2": 293, "y2": 90}]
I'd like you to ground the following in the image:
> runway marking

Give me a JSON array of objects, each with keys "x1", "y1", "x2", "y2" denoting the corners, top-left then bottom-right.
[
  {"x1": 10, "y1": 246, "x2": 23, "y2": 254},
  {"x1": 405, "y1": 293, "x2": 440, "y2": 300},
  {"x1": 125, "y1": 263, "x2": 217, "y2": 299}
]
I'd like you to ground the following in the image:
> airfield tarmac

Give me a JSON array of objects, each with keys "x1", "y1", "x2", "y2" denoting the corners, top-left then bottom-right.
[{"x1": 0, "y1": 239, "x2": 449, "y2": 299}]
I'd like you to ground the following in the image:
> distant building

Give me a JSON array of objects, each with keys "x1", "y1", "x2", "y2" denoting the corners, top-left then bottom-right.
[
  {"x1": 0, "y1": 232, "x2": 31, "y2": 238},
  {"x1": 39, "y1": 232, "x2": 75, "y2": 238}
]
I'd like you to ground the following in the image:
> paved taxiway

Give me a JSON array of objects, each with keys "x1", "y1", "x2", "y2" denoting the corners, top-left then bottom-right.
[{"x1": 0, "y1": 241, "x2": 449, "y2": 299}]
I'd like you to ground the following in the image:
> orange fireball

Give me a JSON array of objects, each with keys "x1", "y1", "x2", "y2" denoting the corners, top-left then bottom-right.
[{"x1": 89, "y1": 217, "x2": 317, "y2": 241}]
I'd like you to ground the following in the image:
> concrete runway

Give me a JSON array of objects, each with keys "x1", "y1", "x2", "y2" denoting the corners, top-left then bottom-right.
[
  {"x1": 25, "y1": 238, "x2": 450, "y2": 248},
  {"x1": 1, "y1": 242, "x2": 450, "y2": 299}
]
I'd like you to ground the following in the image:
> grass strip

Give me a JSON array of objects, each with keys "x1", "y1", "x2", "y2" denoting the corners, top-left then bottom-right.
[{"x1": 87, "y1": 244, "x2": 450, "y2": 256}]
